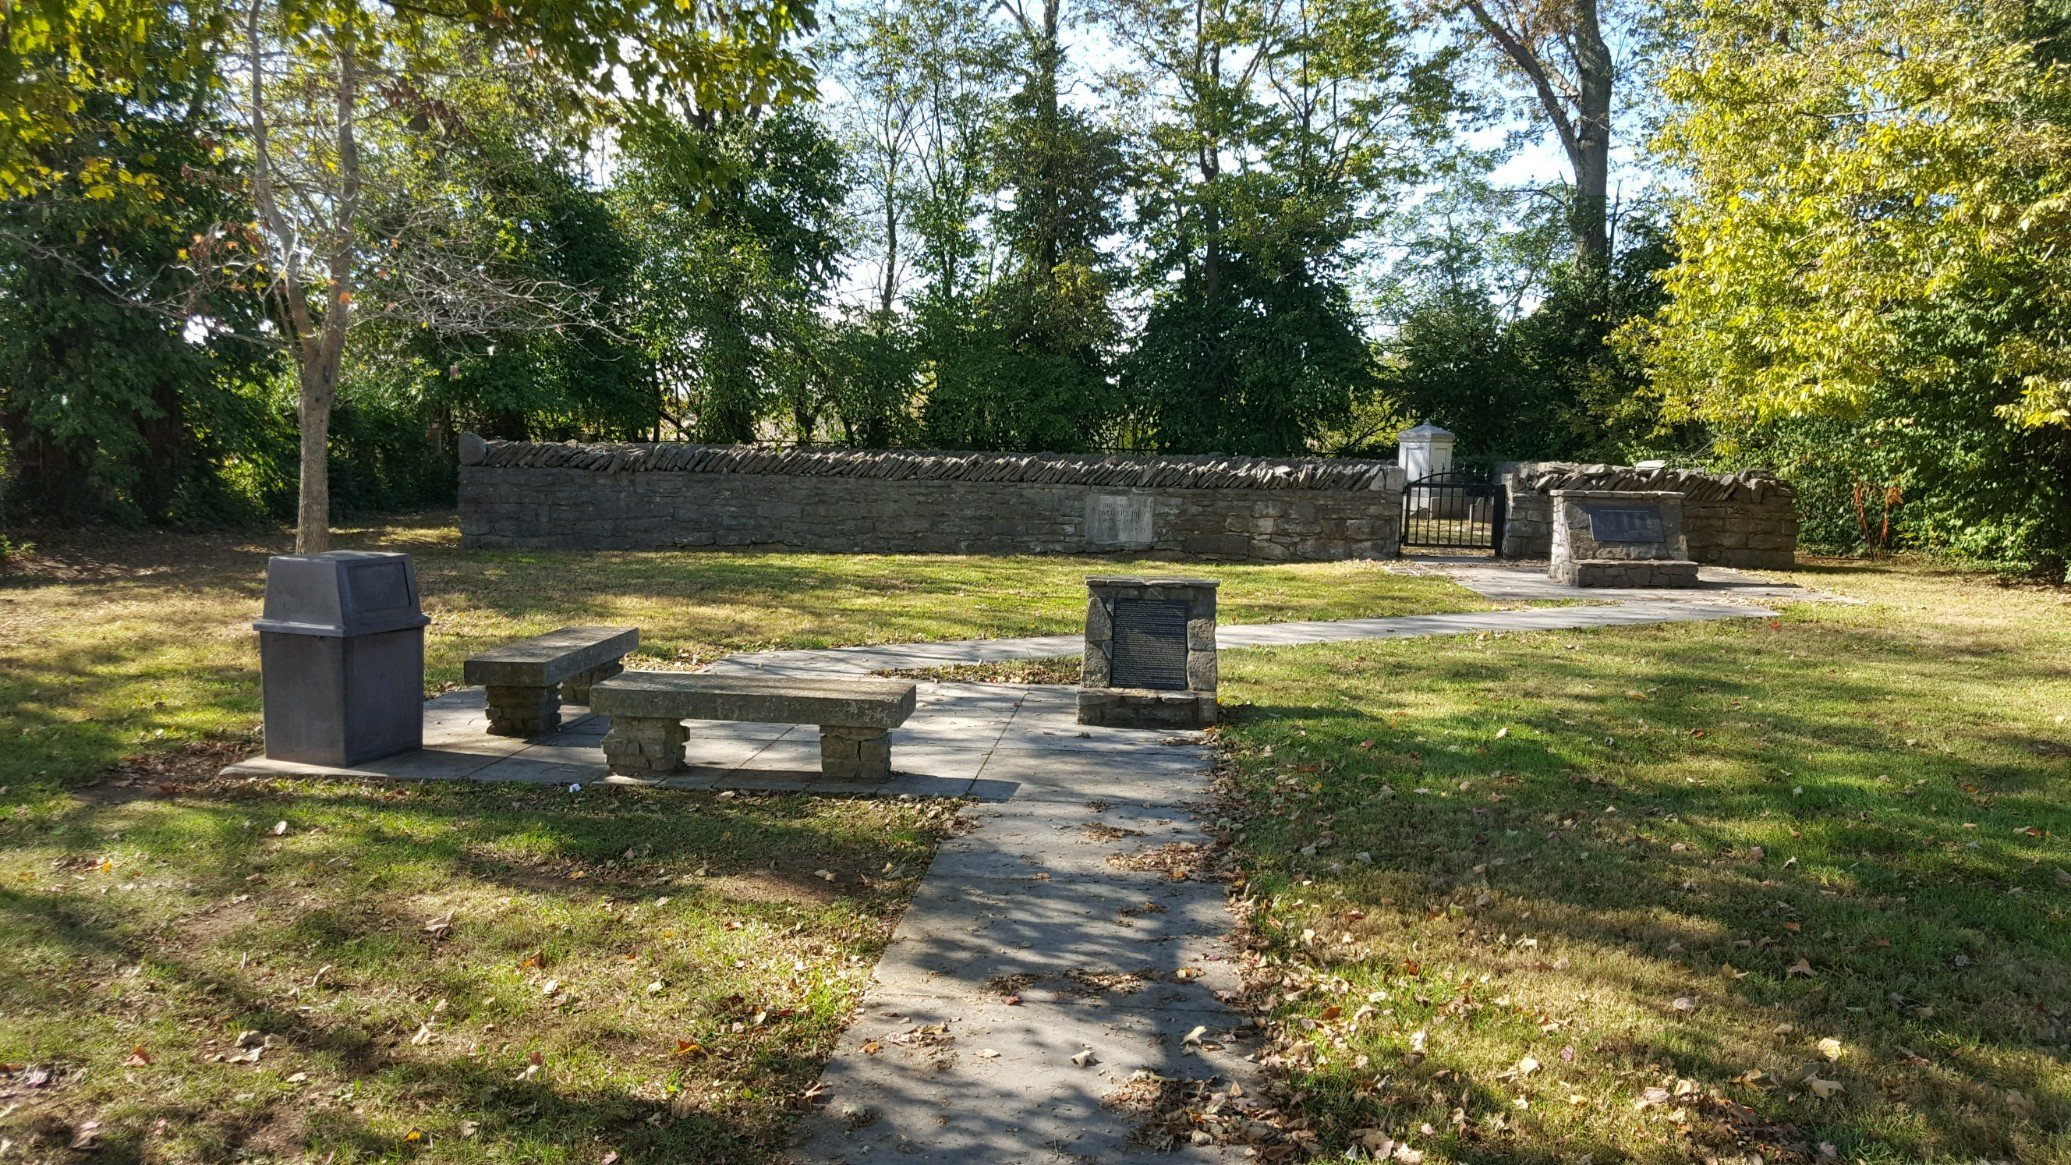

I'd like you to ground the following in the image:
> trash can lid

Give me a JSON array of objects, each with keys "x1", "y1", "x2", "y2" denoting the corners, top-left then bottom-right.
[{"x1": 254, "y1": 550, "x2": 432, "y2": 637}]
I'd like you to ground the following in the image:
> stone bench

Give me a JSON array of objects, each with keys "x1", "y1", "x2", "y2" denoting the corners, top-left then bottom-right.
[
  {"x1": 589, "y1": 673, "x2": 917, "y2": 782},
  {"x1": 463, "y1": 626, "x2": 640, "y2": 737}
]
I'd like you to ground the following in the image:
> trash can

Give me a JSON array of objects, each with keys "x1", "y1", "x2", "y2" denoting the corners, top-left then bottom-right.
[{"x1": 255, "y1": 551, "x2": 431, "y2": 766}]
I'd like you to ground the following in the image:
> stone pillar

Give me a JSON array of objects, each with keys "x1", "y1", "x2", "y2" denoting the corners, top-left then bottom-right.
[
  {"x1": 485, "y1": 684, "x2": 559, "y2": 738},
  {"x1": 600, "y1": 716, "x2": 688, "y2": 777},
  {"x1": 562, "y1": 661, "x2": 624, "y2": 706},
  {"x1": 819, "y1": 725, "x2": 893, "y2": 782},
  {"x1": 1548, "y1": 490, "x2": 1700, "y2": 587}
]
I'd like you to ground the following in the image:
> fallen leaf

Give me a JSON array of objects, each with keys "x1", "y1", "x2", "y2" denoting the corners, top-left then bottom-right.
[
  {"x1": 1786, "y1": 959, "x2": 1816, "y2": 979},
  {"x1": 1070, "y1": 1047, "x2": 1098, "y2": 1067},
  {"x1": 1671, "y1": 996, "x2": 1698, "y2": 1014},
  {"x1": 1182, "y1": 1025, "x2": 1208, "y2": 1046},
  {"x1": 1805, "y1": 1076, "x2": 1844, "y2": 1099},
  {"x1": 1817, "y1": 1037, "x2": 1842, "y2": 1061},
  {"x1": 271, "y1": 820, "x2": 289, "y2": 836},
  {"x1": 124, "y1": 1045, "x2": 153, "y2": 1066},
  {"x1": 69, "y1": 1121, "x2": 101, "y2": 1150}
]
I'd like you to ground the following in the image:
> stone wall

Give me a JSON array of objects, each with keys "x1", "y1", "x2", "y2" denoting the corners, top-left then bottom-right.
[
  {"x1": 458, "y1": 439, "x2": 1406, "y2": 561},
  {"x1": 1499, "y1": 462, "x2": 1799, "y2": 569}
]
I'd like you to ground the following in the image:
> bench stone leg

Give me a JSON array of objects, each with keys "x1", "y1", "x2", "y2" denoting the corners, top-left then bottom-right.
[
  {"x1": 485, "y1": 684, "x2": 559, "y2": 738},
  {"x1": 562, "y1": 661, "x2": 624, "y2": 706},
  {"x1": 820, "y1": 725, "x2": 892, "y2": 782},
  {"x1": 601, "y1": 716, "x2": 687, "y2": 778}
]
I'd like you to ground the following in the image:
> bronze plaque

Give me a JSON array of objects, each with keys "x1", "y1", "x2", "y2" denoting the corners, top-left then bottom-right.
[
  {"x1": 1109, "y1": 598, "x2": 1190, "y2": 690},
  {"x1": 1586, "y1": 505, "x2": 1666, "y2": 543}
]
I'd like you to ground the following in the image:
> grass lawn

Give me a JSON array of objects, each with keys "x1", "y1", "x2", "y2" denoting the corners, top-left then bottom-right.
[
  {"x1": 1214, "y1": 559, "x2": 2071, "y2": 1163},
  {"x1": 0, "y1": 515, "x2": 1485, "y2": 1163},
  {"x1": 0, "y1": 512, "x2": 1485, "y2": 795}
]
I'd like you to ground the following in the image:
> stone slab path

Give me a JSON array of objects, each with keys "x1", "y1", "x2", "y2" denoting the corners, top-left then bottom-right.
[{"x1": 220, "y1": 560, "x2": 1812, "y2": 1162}]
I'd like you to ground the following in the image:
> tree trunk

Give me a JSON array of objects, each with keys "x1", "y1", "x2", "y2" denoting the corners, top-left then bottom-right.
[
  {"x1": 294, "y1": 356, "x2": 335, "y2": 554},
  {"x1": 880, "y1": 195, "x2": 899, "y2": 315},
  {"x1": 1460, "y1": 0, "x2": 1615, "y2": 273},
  {"x1": 1569, "y1": 0, "x2": 1613, "y2": 274}
]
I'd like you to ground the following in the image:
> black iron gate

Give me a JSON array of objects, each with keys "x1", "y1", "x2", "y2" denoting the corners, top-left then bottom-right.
[{"x1": 1401, "y1": 469, "x2": 1505, "y2": 552}]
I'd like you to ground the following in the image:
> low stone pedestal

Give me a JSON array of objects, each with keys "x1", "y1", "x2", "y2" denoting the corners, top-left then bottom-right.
[
  {"x1": 486, "y1": 684, "x2": 562, "y2": 737},
  {"x1": 820, "y1": 726, "x2": 893, "y2": 781},
  {"x1": 1550, "y1": 490, "x2": 1700, "y2": 588},
  {"x1": 562, "y1": 661, "x2": 624, "y2": 705},
  {"x1": 1078, "y1": 576, "x2": 1218, "y2": 729},
  {"x1": 600, "y1": 716, "x2": 690, "y2": 776},
  {"x1": 1562, "y1": 559, "x2": 1700, "y2": 587}
]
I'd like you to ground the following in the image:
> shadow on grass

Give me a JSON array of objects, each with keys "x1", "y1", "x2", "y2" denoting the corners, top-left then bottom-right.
[
  {"x1": 0, "y1": 779, "x2": 945, "y2": 1163},
  {"x1": 1215, "y1": 608, "x2": 2071, "y2": 1161}
]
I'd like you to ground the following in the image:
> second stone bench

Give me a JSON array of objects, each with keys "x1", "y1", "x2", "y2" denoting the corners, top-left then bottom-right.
[{"x1": 588, "y1": 673, "x2": 918, "y2": 782}]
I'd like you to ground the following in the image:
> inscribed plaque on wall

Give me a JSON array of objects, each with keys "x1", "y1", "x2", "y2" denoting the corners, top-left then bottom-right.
[
  {"x1": 1109, "y1": 598, "x2": 1190, "y2": 690},
  {"x1": 1586, "y1": 505, "x2": 1666, "y2": 543}
]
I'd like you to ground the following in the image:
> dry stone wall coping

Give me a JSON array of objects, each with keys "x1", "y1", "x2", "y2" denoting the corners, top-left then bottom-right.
[{"x1": 465, "y1": 437, "x2": 1402, "y2": 492}]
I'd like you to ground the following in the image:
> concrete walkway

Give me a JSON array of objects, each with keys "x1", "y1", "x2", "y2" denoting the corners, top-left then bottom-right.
[
  {"x1": 779, "y1": 562, "x2": 1798, "y2": 1162},
  {"x1": 223, "y1": 561, "x2": 1807, "y2": 1163}
]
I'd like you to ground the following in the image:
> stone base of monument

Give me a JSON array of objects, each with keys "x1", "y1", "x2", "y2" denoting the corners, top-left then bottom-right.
[
  {"x1": 1078, "y1": 576, "x2": 1219, "y2": 729},
  {"x1": 1549, "y1": 489, "x2": 1700, "y2": 590},
  {"x1": 1553, "y1": 557, "x2": 1701, "y2": 588},
  {"x1": 1077, "y1": 687, "x2": 1218, "y2": 729}
]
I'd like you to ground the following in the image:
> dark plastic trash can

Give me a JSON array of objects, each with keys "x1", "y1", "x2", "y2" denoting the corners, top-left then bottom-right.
[{"x1": 255, "y1": 551, "x2": 431, "y2": 766}]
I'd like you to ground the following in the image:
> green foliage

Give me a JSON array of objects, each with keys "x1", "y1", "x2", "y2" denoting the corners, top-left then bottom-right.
[
  {"x1": 0, "y1": 23, "x2": 277, "y2": 526},
  {"x1": 618, "y1": 109, "x2": 847, "y2": 443},
  {"x1": 1641, "y1": 0, "x2": 2071, "y2": 433},
  {"x1": 1712, "y1": 309, "x2": 2071, "y2": 577},
  {"x1": 1126, "y1": 265, "x2": 1375, "y2": 455},
  {"x1": 1640, "y1": 0, "x2": 2071, "y2": 572},
  {"x1": 1110, "y1": 0, "x2": 1459, "y2": 454}
]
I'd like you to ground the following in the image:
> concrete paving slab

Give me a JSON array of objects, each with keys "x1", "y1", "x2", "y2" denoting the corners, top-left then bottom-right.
[{"x1": 789, "y1": 990, "x2": 1259, "y2": 1165}]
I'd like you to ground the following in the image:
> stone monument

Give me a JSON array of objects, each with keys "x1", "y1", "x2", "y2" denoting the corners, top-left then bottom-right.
[
  {"x1": 1549, "y1": 490, "x2": 1700, "y2": 587},
  {"x1": 254, "y1": 551, "x2": 430, "y2": 766},
  {"x1": 1077, "y1": 576, "x2": 1218, "y2": 728}
]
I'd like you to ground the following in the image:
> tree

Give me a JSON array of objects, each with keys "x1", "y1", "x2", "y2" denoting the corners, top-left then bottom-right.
[
  {"x1": 1103, "y1": 0, "x2": 1458, "y2": 453},
  {"x1": 918, "y1": 0, "x2": 1128, "y2": 451},
  {"x1": 0, "y1": 4, "x2": 276, "y2": 523},
  {"x1": 1640, "y1": 0, "x2": 2071, "y2": 435},
  {"x1": 224, "y1": 0, "x2": 812, "y2": 552},
  {"x1": 618, "y1": 108, "x2": 846, "y2": 443},
  {"x1": 1453, "y1": 0, "x2": 1620, "y2": 272},
  {"x1": 1634, "y1": 0, "x2": 2071, "y2": 573}
]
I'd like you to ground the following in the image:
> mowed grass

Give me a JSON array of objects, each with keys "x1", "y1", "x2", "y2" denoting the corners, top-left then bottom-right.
[
  {"x1": 1213, "y1": 559, "x2": 2071, "y2": 1163},
  {"x1": 1, "y1": 777, "x2": 956, "y2": 1162},
  {"x1": 0, "y1": 512, "x2": 1487, "y2": 794},
  {"x1": 0, "y1": 515, "x2": 1485, "y2": 1162}
]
